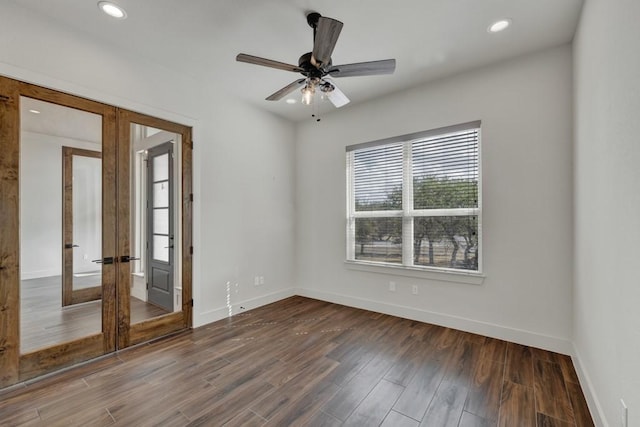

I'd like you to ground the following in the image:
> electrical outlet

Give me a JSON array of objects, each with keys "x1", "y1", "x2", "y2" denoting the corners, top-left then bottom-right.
[
  {"x1": 389, "y1": 281, "x2": 396, "y2": 292},
  {"x1": 254, "y1": 276, "x2": 259, "y2": 286},
  {"x1": 259, "y1": 276, "x2": 265, "y2": 285},
  {"x1": 83, "y1": 254, "x2": 88, "y2": 260},
  {"x1": 412, "y1": 285, "x2": 418, "y2": 295},
  {"x1": 621, "y1": 399, "x2": 628, "y2": 427}
]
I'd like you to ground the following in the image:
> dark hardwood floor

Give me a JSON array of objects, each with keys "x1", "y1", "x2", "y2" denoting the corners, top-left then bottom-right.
[
  {"x1": 1, "y1": 296, "x2": 594, "y2": 426},
  {"x1": 21, "y1": 275, "x2": 169, "y2": 353}
]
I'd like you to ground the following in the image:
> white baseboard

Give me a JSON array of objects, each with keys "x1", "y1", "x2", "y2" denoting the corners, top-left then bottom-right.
[
  {"x1": 295, "y1": 288, "x2": 573, "y2": 355},
  {"x1": 21, "y1": 269, "x2": 60, "y2": 280},
  {"x1": 571, "y1": 343, "x2": 608, "y2": 427},
  {"x1": 194, "y1": 287, "x2": 297, "y2": 327}
]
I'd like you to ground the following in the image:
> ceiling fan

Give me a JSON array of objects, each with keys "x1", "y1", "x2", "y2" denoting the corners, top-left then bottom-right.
[{"x1": 236, "y1": 12, "x2": 396, "y2": 109}]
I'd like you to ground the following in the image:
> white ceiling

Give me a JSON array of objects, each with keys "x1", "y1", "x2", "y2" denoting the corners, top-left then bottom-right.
[
  {"x1": 21, "y1": 97, "x2": 102, "y2": 144},
  {"x1": 11, "y1": 0, "x2": 584, "y2": 122}
]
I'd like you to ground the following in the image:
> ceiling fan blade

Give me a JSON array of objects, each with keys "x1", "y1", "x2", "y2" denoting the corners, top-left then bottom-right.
[
  {"x1": 236, "y1": 53, "x2": 303, "y2": 73},
  {"x1": 326, "y1": 82, "x2": 350, "y2": 108},
  {"x1": 328, "y1": 59, "x2": 396, "y2": 77},
  {"x1": 312, "y1": 17, "x2": 343, "y2": 69},
  {"x1": 266, "y1": 79, "x2": 307, "y2": 101}
]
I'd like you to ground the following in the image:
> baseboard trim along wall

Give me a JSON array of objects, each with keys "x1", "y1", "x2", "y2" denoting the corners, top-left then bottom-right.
[
  {"x1": 194, "y1": 287, "x2": 297, "y2": 327},
  {"x1": 571, "y1": 343, "x2": 607, "y2": 427},
  {"x1": 295, "y1": 288, "x2": 573, "y2": 355}
]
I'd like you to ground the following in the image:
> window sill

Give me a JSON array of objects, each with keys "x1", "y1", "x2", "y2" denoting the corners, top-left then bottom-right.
[{"x1": 344, "y1": 260, "x2": 485, "y2": 285}]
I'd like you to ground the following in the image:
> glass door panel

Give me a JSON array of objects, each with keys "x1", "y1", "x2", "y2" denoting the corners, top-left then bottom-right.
[
  {"x1": 20, "y1": 97, "x2": 104, "y2": 353},
  {"x1": 116, "y1": 110, "x2": 192, "y2": 349}
]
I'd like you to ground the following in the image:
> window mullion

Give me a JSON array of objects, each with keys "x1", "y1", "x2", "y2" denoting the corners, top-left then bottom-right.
[{"x1": 402, "y1": 142, "x2": 413, "y2": 266}]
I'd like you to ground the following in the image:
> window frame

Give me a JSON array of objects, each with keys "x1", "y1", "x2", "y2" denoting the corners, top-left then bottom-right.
[{"x1": 346, "y1": 121, "x2": 483, "y2": 277}]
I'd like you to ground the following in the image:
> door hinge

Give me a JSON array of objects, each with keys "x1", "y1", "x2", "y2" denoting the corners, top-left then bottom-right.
[
  {"x1": 189, "y1": 246, "x2": 193, "y2": 255},
  {"x1": 189, "y1": 299, "x2": 194, "y2": 307},
  {"x1": 146, "y1": 282, "x2": 149, "y2": 289},
  {"x1": 189, "y1": 193, "x2": 194, "y2": 202}
]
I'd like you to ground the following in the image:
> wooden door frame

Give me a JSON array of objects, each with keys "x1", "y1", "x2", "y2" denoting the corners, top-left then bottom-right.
[
  {"x1": 62, "y1": 147, "x2": 103, "y2": 307},
  {"x1": 0, "y1": 76, "x2": 193, "y2": 389},
  {"x1": 0, "y1": 76, "x2": 118, "y2": 386},
  {"x1": 116, "y1": 109, "x2": 193, "y2": 349}
]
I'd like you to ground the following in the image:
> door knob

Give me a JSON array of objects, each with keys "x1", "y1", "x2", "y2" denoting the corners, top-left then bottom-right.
[{"x1": 65, "y1": 243, "x2": 79, "y2": 249}]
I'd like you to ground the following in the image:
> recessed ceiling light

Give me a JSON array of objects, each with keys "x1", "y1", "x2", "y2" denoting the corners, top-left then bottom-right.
[
  {"x1": 98, "y1": 2, "x2": 127, "y2": 19},
  {"x1": 488, "y1": 19, "x2": 511, "y2": 33},
  {"x1": 286, "y1": 99, "x2": 297, "y2": 104},
  {"x1": 29, "y1": 109, "x2": 40, "y2": 114}
]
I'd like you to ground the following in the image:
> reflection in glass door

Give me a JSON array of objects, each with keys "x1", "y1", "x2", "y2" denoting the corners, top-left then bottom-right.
[
  {"x1": 19, "y1": 96, "x2": 106, "y2": 354},
  {"x1": 117, "y1": 111, "x2": 192, "y2": 349},
  {"x1": 62, "y1": 147, "x2": 103, "y2": 306},
  {"x1": 147, "y1": 142, "x2": 175, "y2": 312}
]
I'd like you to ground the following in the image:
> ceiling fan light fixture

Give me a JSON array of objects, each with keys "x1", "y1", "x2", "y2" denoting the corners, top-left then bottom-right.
[
  {"x1": 320, "y1": 81, "x2": 335, "y2": 93},
  {"x1": 488, "y1": 19, "x2": 511, "y2": 33},
  {"x1": 98, "y1": 1, "x2": 127, "y2": 19},
  {"x1": 301, "y1": 83, "x2": 316, "y2": 105}
]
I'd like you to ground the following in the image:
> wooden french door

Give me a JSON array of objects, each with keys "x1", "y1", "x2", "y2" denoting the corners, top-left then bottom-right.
[
  {"x1": 0, "y1": 76, "x2": 192, "y2": 388},
  {"x1": 116, "y1": 110, "x2": 192, "y2": 349}
]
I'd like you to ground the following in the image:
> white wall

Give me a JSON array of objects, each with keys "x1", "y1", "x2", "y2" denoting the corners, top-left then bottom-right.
[
  {"x1": 296, "y1": 45, "x2": 574, "y2": 353},
  {"x1": 1, "y1": 2, "x2": 297, "y2": 325},
  {"x1": 20, "y1": 132, "x2": 101, "y2": 279},
  {"x1": 573, "y1": 1, "x2": 640, "y2": 426}
]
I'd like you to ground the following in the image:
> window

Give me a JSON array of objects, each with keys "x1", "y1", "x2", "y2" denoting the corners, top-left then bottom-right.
[{"x1": 346, "y1": 121, "x2": 481, "y2": 273}]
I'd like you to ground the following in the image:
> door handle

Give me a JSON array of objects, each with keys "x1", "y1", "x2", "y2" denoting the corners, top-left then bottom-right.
[
  {"x1": 91, "y1": 257, "x2": 114, "y2": 265},
  {"x1": 120, "y1": 256, "x2": 140, "y2": 263},
  {"x1": 65, "y1": 243, "x2": 79, "y2": 249}
]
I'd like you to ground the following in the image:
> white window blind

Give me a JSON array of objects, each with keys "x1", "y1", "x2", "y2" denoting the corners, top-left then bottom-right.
[{"x1": 346, "y1": 122, "x2": 481, "y2": 273}]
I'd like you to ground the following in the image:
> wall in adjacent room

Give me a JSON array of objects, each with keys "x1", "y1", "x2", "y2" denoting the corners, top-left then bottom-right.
[
  {"x1": 19, "y1": 132, "x2": 101, "y2": 280},
  {"x1": 0, "y1": 2, "x2": 297, "y2": 326},
  {"x1": 295, "y1": 45, "x2": 574, "y2": 352},
  {"x1": 573, "y1": 0, "x2": 640, "y2": 425}
]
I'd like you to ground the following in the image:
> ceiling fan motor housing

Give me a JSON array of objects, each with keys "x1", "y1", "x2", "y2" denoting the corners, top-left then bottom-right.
[{"x1": 298, "y1": 52, "x2": 331, "y2": 78}]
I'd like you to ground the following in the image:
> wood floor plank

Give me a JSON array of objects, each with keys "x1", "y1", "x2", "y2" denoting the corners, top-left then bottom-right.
[
  {"x1": 498, "y1": 380, "x2": 535, "y2": 427},
  {"x1": 533, "y1": 359, "x2": 575, "y2": 423},
  {"x1": 263, "y1": 379, "x2": 340, "y2": 426},
  {"x1": 464, "y1": 358, "x2": 503, "y2": 421},
  {"x1": 250, "y1": 356, "x2": 339, "y2": 420},
  {"x1": 393, "y1": 358, "x2": 445, "y2": 420},
  {"x1": 556, "y1": 354, "x2": 580, "y2": 384},
  {"x1": 302, "y1": 411, "x2": 343, "y2": 427},
  {"x1": 458, "y1": 411, "x2": 491, "y2": 427},
  {"x1": 566, "y1": 380, "x2": 596, "y2": 427},
  {"x1": 343, "y1": 379, "x2": 405, "y2": 426},
  {"x1": 505, "y1": 343, "x2": 534, "y2": 386},
  {"x1": 479, "y1": 337, "x2": 507, "y2": 364},
  {"x1": 443, "y1": 337, "x2": 483, "y2": 387},
  {"x1": 324, "y1": 343, "x2": 376, "y2": 386},
  {"x1": 0, "y1": 408, "x2": 40, "y2": 426},
  {"x1": 322, "y1": 350, "x2": 399, "y2": 420},
  {"x1": 222, "y1": 410, "x2": 266, "y2": 427},
  {"x1": 181, "y1": 379, "x2": 274, "y2": 425},
  {"x1": 420, "y1": 379, "x2": 468, "y2": 427},
  {"x1": 536, "y1": 412, "x2": 574, "y2": 427},
  {"x1": 381, "y1": 410, "x2": 420, "y2": 427},
  {"x1": 384, "y1": 337, "x2": 433, "y2": 387}
]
